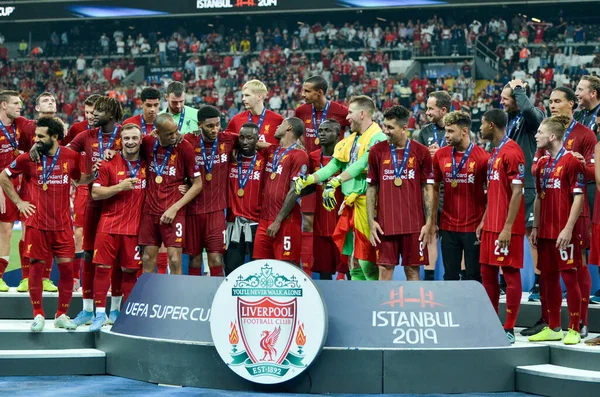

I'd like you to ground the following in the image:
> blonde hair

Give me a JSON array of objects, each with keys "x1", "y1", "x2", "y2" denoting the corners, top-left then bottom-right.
[
  {"x1": 443, "y1": 111, "x2": 471, "y2": 129},
  {"x1": 541, "y1": 115, "x2": 570, "y2": 141},
  {"x1": 242, "y1": 80, "x2": 267, "y2": 96}
]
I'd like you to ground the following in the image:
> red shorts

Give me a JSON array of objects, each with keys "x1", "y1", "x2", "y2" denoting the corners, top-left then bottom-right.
[
  {"x1": 138, "y1": 211, "x2": 186, "y2": 248},
  {"x1": 82, "y1": 204, "x2": 102, "y2": 251},
  {"x1": 25, "y1": 227, "x2": 74, "y2": 260},
  {"x1": 73, "y1": 187, "x2": 88, "y2": 228},
  {"x1": 479, "y1": 230, "x2": 524, "y2": 269},
  {"x1": 93, "y1": 232, "x2": 142, "y2": 270},
  {"x1": 0, "y1": 189, "x2": 19, "y2": 223},
  {"x1": 589, "y1": 223, "x2": 600, "y2": 265},
  {"x1": 312, "y1": 235, "x2": 342, "y2": 273},
  {"x1": 253, "y1": 216, "x2": 302, "y2": 263},
  {"x1": 574, "y1": 216, "x2": 590, "y2": 250},
  {"x1": 184, "y1": 211, "x2": 226, "y2": 256},
  {"x1": 375, "y1": 233, "x2": 428, "y2": 266},
  {"x1": 537, "y1": 237, "x2": 582, "y2": 272},
  {"x1": 300, "y1": 193, "x2": 316, "y2": 213}
]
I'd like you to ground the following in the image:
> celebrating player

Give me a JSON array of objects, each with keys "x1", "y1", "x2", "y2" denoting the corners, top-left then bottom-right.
[
  {"x1": 225, "y1": 80, "x2": 283, "y2": 144},
  {"x1": 367, "y1": 105, "x2": 434, "y2": 281},
  {"x1": 478, "y1": 109, "x2": 526, "y2": 344},
  {"x1": 139, "y1": 113, "x2": 202, "y2": 274},
  {"x1": 159, "y1": 81, "x2": 198, "y2": 134},
  {"x1": 123, "y1": 87, "x2": 161, "y2": 135},
  {"x1": 253, "y1": 117, "x2": 309, "y2": 266},
  {"x1": 0, "y1": 117, "x2": 85, "y2": 331},
  {"x1": 529, "y1": 116, "x2": 585, "y2": 345},
  {"x1": 88, "y1": 124, "x2": 147, "y2": 331},
  {"x1": 432, "y1": 111, "x2": 489, "y2": 281},
  {"x1": 184, "y1": 105, "x2": 237, "y2": 277},
  {"x1": 224, "y1": 122, "x2": 266, "y2": 274}
]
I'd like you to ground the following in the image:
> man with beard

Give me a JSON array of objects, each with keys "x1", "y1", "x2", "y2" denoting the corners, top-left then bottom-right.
[
  {"x1": 225, "y1": 80, "x2": 283, "y2": 144},
  {"x1": 0, "y1": 117, "x2": 86, "y2": 331},
  {"x1": 159, "y1": 81, "x2": 199, "y2": 135}
]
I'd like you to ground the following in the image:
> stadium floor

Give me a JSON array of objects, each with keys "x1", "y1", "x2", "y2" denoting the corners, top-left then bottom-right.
[{"x1": 0, "y1": 376, "x2": 541, "y2": 397}]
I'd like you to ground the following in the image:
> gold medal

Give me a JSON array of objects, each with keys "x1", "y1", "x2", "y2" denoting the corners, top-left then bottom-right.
[
  {"x1": 205, "y1": 173, "x2": 212, "y2": 181},
  {"x1": 540, "y1": 192, "x2": 545, "y2": 199},
  {"x1": 270, "y1": 172, "x2": 277, "y2": 180},
  {"x1": 394, "y1": 177, "x2": 403, "y2": 187},
  {"x1": 155, "y1": 175, "x2": 163, "y2": 184},
  {"x1": 237, "y1": 188, "x2": 245, "y2": 197},
  {"x1": 42, "y1": 183, "x2": 48, "y2": 191},
  {"x1": 451, "y1": 180, "x2": 458, "y2": 188},
  {"x1": 315, "y1": 137, "x2": 320, "y2": 145}
]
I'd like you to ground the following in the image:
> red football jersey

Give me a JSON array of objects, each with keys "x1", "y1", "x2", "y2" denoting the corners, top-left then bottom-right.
[
  {"x1": 1, "y1": 116, "x2": 33, "y2": 169},
  {"x1": 64, "y1": 120, "x2": 90, "y2": 197},
  {"x1": 295, "y1": 101, "x2": 350, "y2": 155},
  {"x1": 309, "y1": 149, "x2": 342, "y2": 236},
  {"x1": 367, "y1": 139, "x2": 433, "y2": 235},
  {"x1": 141, "y1": 136, "x2": 200, "y2": 215},
  {"x1": 260, "y1": 144, "x2": 309, "y2": 221},
  {"x1": 123, "y1": 114, "x2": 154, "y2": 136},
  {"x1": 536, "y1": 152, "x2": 585, "y2": 239},
  {"x1": 93, "y1": 154, "x2": 147, "y2": 236},
  {"x1": 483, "y1": 139, "x2": 526, "y2": 236},
  {"x1": 227, "y1": 151, "x2": 266, "y2": 223},
  {"x1": 433, "y1": 144, "x2": 489, "y2": 232},
  {"x1": 184, "y1": 132, "x2": 237, "y2": 214},
  {"x1": 6, "y1": 147, "x2": 81, "y2": 231},
  {"x1": 225, "y1": 109, "x2": 283, "y2": 145},
  {"x1": 68, "y1": 126, "x2": 123, "y2": 208}
]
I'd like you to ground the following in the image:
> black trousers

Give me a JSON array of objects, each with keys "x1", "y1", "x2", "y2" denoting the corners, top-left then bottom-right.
[
  {"x1": 224, "y1": 224, "x2": 258, "y2": 276},
  {"x1": 439, "y1": 230, "x2": 481, "y2": 282}
]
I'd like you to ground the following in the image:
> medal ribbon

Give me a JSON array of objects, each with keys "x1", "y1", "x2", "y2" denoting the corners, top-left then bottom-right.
[
  {"x1": 237, "y1": 153, "x2": 257, "y2": 190},
  {"x1": 176, "y1": 107, "x2": 186, "y2": 131},
  {"x1": 507, "y1": 114, "x2": 522, "y2": 138},
  {"x1": 272, "y1": 143, "x2": 297, "y2": 173},
  {"x1": 0, "y1": 119, "x2": 18, "y2": 150},
  {"x1": 248, "y1": 107, "x2": 267, "y2": 132},
  {"x1": 98, "y1": 125, "x2": 119, "y2": 160},
  {"x1": 390, "y1": 139, "x2": 411, "y2": 179},
  {"x1": 41, "y1": 146, "x2": 61, "y2": 187},
  {"x1": 152, "y1": 140, "x2": 173, "y2": 179},
  {"x1": 349, "y1": 134, "x2": 360, "y2": 163},
  {"x1": 121, "y1": 152, "x2": 141, "y2": 178},
  {"x1": 563, "y1": 119, "x2": 577, "y2": 143},
  {"x1": 311, "y1": 101, "x2": 330, "y2": 134},
  {"x1": 199, "y1": 135, "x2": 218, "y2": 175},
  {"x1": 584, "y1": 106, "x2": 600, "y2": 129},
  {"x1": 541, "y1": 146, "x2": 565, "y2": 194},
  {"x1": 432, "y1": 124, "x2": 445, "y2": 147},
  {"x1": 487, "y1": 135, "x2": 510, "y2": 182},
  {"x1": 452, "y1": 142, "x2": 474, "y2": 181},
  {"x1": 140, "y1": 116, "x2": 155, "y2": 135}
]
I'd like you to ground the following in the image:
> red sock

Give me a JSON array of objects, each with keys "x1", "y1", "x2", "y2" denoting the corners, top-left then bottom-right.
[
  {"x1": 562, "y1": 268, "x2": 581, "y2": 331},
  {"x1": 56, "y1": 262, "x2": 74, "y2": 317},
  {"x1": 539, "y1": 273, "x2": 548, "y2": 324},
  {"x1": 301, "y1": 232, "x2": 313, "y2": 276},
  {"x1": 210, "y1": 266, "x2": 224, "y2": 277},
  {"x1": 157, "y1": 252, "x2": 168, "y2": 274},
  {"x1": 544, "y1": 270, "x2": 562, "y2": 329},
  {"x1": 336, "y1": 272, "x2": 347, "y2": 280},
  {"x1": 480, "y1": 264, "x2": 500, "y2": 313},
  {"x1": 81, "y1": 257, "x2": 95, "y2": 299},
  {"x1": 93, "y1": 266, "x2": 111, "y2": 309},
  {"x1": 502, "y1": 266, "x2": 522, "y2": 330},
  {"x1": 577, "y1": 264, "x2": 591, "y2": 326},
  {"x1": 0, "y1": 257, "x2": 8, "y2": 279},
  {"x1": 189, "y1": 267, "x2": 202, "y2": 276},
  {"x1": 29, "y1": 261, "x2": 44, "y2": 318},
  {"x1": 19, "y1": 240, "x2": 29, "y2": 279},
  {"x1": 73, "y1": 254, "x2": 82, "y2": 280},
  {"x1": 43, "y1": 257, "x2": 53, "y2": 279},
  {"x1": 111, "y1": 265, "x2": 122, "y2": 298},
  {"x1": 122, "y1": 272, "x2": 137, "y2": 302}
]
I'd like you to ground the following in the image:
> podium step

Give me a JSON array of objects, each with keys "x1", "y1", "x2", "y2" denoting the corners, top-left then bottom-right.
[
  {"x1": 0, "y1": 320, "x2": 95, "y2": 350},
  {"x1": 0, "y1": 348, "x2": 105, "y2": 376},
  {"x1": 516, "y1": 364, "x2": 600, "y2": 397}
]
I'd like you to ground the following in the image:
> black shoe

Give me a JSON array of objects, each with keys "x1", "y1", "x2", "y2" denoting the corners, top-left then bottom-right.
[
  {"x1": 520, "y1": 318, "x2": 547, "y2": 336},
  {"x1": 500, "y1": 285, "x2": 506, "y2": 296}
]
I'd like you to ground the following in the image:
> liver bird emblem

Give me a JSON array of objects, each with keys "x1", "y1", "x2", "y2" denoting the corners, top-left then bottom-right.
[{"x1": 259, "y1": 326, "x2": 281, "y2": 361}]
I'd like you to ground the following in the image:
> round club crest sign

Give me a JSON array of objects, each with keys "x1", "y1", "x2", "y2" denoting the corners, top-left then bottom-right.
[{"x1": 210, "y1": 260, "x2": 328, "y2": 384}]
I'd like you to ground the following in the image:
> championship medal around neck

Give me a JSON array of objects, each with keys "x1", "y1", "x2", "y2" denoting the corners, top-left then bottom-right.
[
  {"x1": 42, "y1": 183, "x2": 48, "y2": 191},
  {"x1": 394, "y1": 177, "x2": 403, "y2": 187},
  {"x1": 237, "y1": 188, "x2": 245, "y2": 197},
  {"x1": 451, "y1": 180, "x2": 458, "y2": 188},
  {"x1": 155, "y1": 175, "x2": 163, "y2": 184},
  {"x1": 205, "y1": 173, "x2": 213, "y2": 181}
]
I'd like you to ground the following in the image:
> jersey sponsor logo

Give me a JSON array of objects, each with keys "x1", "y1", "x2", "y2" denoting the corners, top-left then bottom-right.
[
  {"x1": 211, "y1": 260, "x2": 326, "y2": 384},
  {"x1": 383, "y1": 159, "x2": 391, "y2": 165},
  {"x1": 118, "y1": 171, "x2": 125, "y2": 176}
]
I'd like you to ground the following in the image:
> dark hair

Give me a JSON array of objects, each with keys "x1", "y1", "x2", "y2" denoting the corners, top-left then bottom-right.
[
  {"x1": 320, "y1": 119, "x2": 341, "y2": 135},
  {"x1": 84, "y1": 94, "x2": 102, "y2": 106},
  {"x1": 93, "y1": 96, "x2": 124, "y2": 122},
  {"x1": 197, "y1": 105, "x2": 221, "y2": 123},
  {"x1": 383, "y1": 105, "x2": 410, "y2": 126},
  {"x1": 305, "y1": 75, "x2": 328, "y2": 94},
  {"x1": 552, "y1": 86, "x2": 577, "y2": 110},
  {"x1": 502, "y1": 83, "x2": 532, "y2": 98},
  {"x1": 240, "y1": 122, "x2": 259, "y2": 136},
  {"x1": 482, "y1": 109, "x2": 508, "y2": 129},
  {"x1": 141, "y1": 87, "x2": 161, "y2": 102},
  {"x1": 37, "y1": 117, "x2": 65, "y2": 140},
  {"x1": 286, "y1": 117, "x2": 305, "y2": 139},
  {"x1": 0, "y1": 90, "x2": 20, "y2": 104},
  {"x1": 166, "y1": 81, "x2": 185, "y2": 96},
  {"x1": 428, "y1": 91, "x2": 452, "y2": 112}
]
